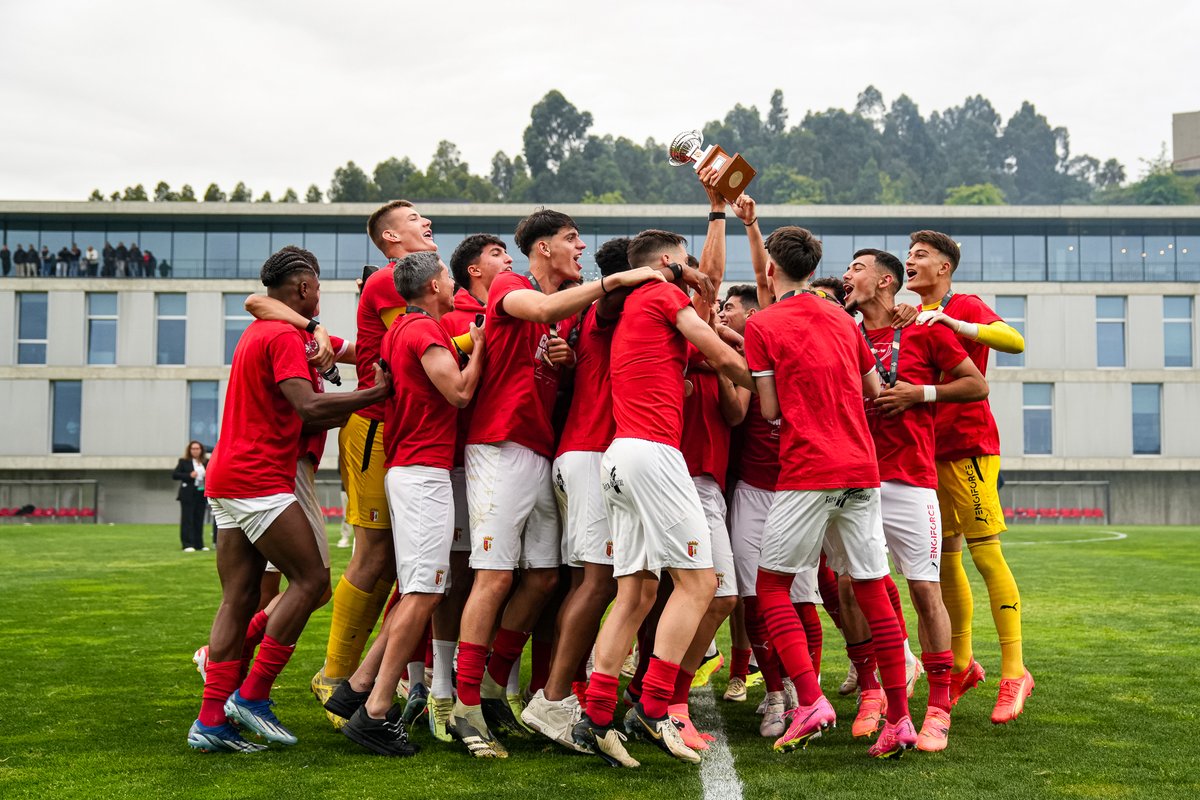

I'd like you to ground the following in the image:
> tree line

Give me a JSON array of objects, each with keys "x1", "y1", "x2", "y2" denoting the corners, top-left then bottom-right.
[{"x1": 89, "y1": 88, "x2": 1200, "y2": 207}]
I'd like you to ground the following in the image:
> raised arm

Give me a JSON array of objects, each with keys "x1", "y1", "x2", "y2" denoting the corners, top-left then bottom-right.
[
  {"x1": 731, "y1": 194, "x2": 770, "y2": 308},
  {"x1": 500, "y1": 266, "x2": 665, "y2": 325},
  {"x1": 695, "y1": 166, "x2": 728, "y2": 318}
]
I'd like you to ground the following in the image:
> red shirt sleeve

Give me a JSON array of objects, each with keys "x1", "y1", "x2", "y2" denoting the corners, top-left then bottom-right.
[
  {"x1": 926, "y1": 323, "x2": 970, "y2": 373},
  {"x1": 406, "y1": 317, "x2": 451, "y2": 360},
  {"x1": 953, "y1": 294, "x2": 1002, "y2": 326},
  {"x1": 267, "y1": 328, "x2": 313, "y2": 384},
  {"x1": 492, "y1": 272, "x2": 528, "y2": 319},
  {"x1": 744, "y1": 317, "x2": 770, "y2": 374},
  {"x1": 650, "y1": 282, "x2": 692, "y2": 324}
]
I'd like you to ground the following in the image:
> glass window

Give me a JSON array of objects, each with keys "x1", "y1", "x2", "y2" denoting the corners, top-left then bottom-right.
[
  {"x1": 1047, "y1": 235, "x2": 1079, "y2": 281},
  {"x1": 189, "y1": 380, "x2": 220, "y2": 448},
  {"x1": 1022, "y1": 383, "x2": 1053, "y2": 455},
  {"x1": 1111, "y1": 235, "x2": 1145, "y2": 281},
  {"x1": 271, "y1": 226, "x2": 305, "y2": 255},
  {"x1": 87, "y1": 292, "x2": 118, "y2": 365},
  {"x1": 1013, "y1": 235, "x2": 1046, "y2": 281},
  {"x1": 981, "y1": 236, "x2": 1013, "y2": 281},
  {"x1": 1178, "y1": 237, "x2": 1200, "y2": 282},
  {"x1": 1164, "y1": 296, "x2": 1193, "y2": 368},
  {"x1": 17, "y1": 292, "x2": 48, "y2": 364},
  {"x1": 51, "y1": 380, "x2": 82, "y2": 454},
  {"x1": 994, "y1": 296, "x2": 1026, "y2": 368},
  {"x1": 223, "y1": 294, "x2": 253, "y2": 365},
  {"x1": 821, "y1": 235, "x2": 855, "y2": 274},
  {"x1": 336, "y1": 230, "x2": 371, "y2": 280},
  {"x1": 156, "y1": 293, "x2": 187, "y2": 365},
  {"x1": 953, "y1": 235, "x2": 982, "y2": 281},
  {"x1": 1132, "y1": 384, "x2": 1162, "y2": 456},
  {"x1": 139, "y1": 228, "x2": 172, "y2": 278},
  {"x1": 206, "y1": 231, "x2": 238, "y2": 278},
  {"x1": 1145, "y1": 235, "x2": 1176, "y2": 281},
  {"x1": 239, "y1": 229, "x2": 272, "y2": 278},
  {"x1": 304, "y1": 231, "x2": 336, "y2": 273},
  {"x1": 1079, "y1": 235, "x2": 1110, "y2": 281},
  {"x1": 1096, "y1": 296, "x2": 1126, "y2": 368},
  {"x1": 173, "y1": 230, "x2": 205, "y2": 278}
]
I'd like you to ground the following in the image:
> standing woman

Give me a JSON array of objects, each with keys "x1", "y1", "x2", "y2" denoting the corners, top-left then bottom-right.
[{"x1": 173, "y1": 441, "x2": 209, "y2": 552}]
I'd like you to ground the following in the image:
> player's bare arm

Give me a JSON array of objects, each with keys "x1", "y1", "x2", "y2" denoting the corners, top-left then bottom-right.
[
  {"x1": 874, "y1": 356, "x2": 988, "y2": 418},
  {"x1": 245, "y1": 294, "x2": 335, "y2": 369},
  {"x1": 422, "y1": 324, "x2": 486, "y2": 408},
  {"x1": 674, "y1": 304, "x2": 753, "y2": 390},
  {"x1": 500, "y1": 266, "x2": 665, "y2": 324},
  {"x1": 279, "y1": 363, "x2": 391, "y2": 423}
]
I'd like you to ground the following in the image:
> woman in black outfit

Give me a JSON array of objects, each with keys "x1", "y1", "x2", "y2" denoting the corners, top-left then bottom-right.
[{"x1": 172, "y1": 441, "x2": 209, "y2": 551}]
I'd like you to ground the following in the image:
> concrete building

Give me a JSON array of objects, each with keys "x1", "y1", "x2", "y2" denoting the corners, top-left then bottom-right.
[
  {"x1": 1, "y1": 201, "x2": 1198, "y2": 524},
  {"x1": 1174, "y1": 111, "x2": 1200, "y2": 176}
]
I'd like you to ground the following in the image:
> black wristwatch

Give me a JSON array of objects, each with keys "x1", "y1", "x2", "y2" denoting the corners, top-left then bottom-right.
[{"x1": 306, "y1": 319, "x2": 319, "y2": 334}]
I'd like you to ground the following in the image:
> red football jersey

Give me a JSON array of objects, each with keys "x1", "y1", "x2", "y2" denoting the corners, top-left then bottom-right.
[
  {"x1": 933, "y1": 293, "x2": 1002, "y2": 461},
  {"x1": 206, "y1": 321, "x2": 312, "y2": 498},
  {"x1": 297, "y1": 333, "x2": 347, "y2": 466},
  {"x1": 681, "y1": 347, "x2": 731, "y2": 490},
  {"x1": 735, "y1": 393, "x2": 781, "y2": 491},
  {"x1": 610, "y1": 282, "x2": 693, "y2": 448},
  {"x1": 556, "y1": 305, "x2": 617, "y2": 456},
  {"x1": 440, "y1": 288, "x2": 486, "y2": 468},
  {"x1": 743, "y1": 293, "x2": 879, "y2": 491},
  {"x1": 381, "y1": 313, "x2": 457, "y2": 470},
  {"x1": 355, "y1": 264, "x2": 408, "y2": 422},
  {"x1": 863, "y1": 324, "x2": 968, "y2": 488},
  {"x1": 466, "y1": 272, "x2": 565, "y2": 458}
]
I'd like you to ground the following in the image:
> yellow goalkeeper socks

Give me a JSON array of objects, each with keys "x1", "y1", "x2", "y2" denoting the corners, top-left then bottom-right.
[
  {"x1": 323, "y1": 577, "x2": 388, "y2": 679},
  {"x1": 967, "y1": 539, "x2": 1024, "y2": 679},
  {"x1": 940, "y1": 548, "x2": 975, "y2": 672}
]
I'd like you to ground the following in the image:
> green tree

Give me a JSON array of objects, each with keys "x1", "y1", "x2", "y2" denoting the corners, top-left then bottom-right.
[
  {"x1": 88, "y1": 189, "x2": 105, "y2": 202},
  {"x1": 279, "y1": 187, "x2": 299, "y2": 203},
  {"x1": 229, "y1": 182, "x2": 253, "y2": 202},
  {"x1": 522, "y1": 90, "x2": 593, "y2": 177},
  {"x1": 203, "y1": 183, "x2": 226, "y2": 202},
  {"x1": 766, "y1": 89, "x2": 788, "y2": 136},
  {"x1": 305, "y1": 184, "x2": 323, "y2": 203},
  {"x1": 329, "y1": 161, "x2": 378, "y2": 202},
  {"x1": 1097, "y1": 159, "x2": 1126, "y2": 191},
  {"x1": 945, "y1": 183, "x2": 1007, "y2": 205},
  {"x1": 581, "y1": 190, "x2": 626, "y2": 204},
  {"x1": 178, "y1": 184, "x2": 197, "y2": 202},
  {"x1": 257, "y1": 190, "x2": 273, "y2": 203},
  {"x1": 1001, "y1": 102, "x2": 1064, "y2": 203},
  {"x1": 122, "y1": 184, "x2": 148, "y2": 201},
  {"x1": 153, "y1": 181, "x2": 178, "y2": 202},
  {"x1": 375, "y1": 156, "x2": 421, "y2": 200}
]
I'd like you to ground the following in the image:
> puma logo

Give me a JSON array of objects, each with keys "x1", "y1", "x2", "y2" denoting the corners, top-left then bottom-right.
[{"x1": 1000, "y1": 602, "x2": 1019, "y2": 611}]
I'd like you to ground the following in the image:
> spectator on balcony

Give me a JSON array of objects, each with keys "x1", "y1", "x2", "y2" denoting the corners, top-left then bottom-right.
[
  {"x1": 115, "y1": 242, "x2": 129, "y2": 277},
  {"x1": 102, "y1": 242, "x2": 115, "y2": 276},
  {"x1": 85, "y1": 245, "x2": 100, "y2": 277},
  {"x1": 56, "y1": 246, "x2": 71, "y2": 277},
  {"x1": 70, "y1": 244, "x2": 82, "y2": 276},
  {"x1": 1, "y1": 245, "x2": 10, "y2": 277},
  {"x1": 39, "y1": 245, "x2": 52, "y2": 276},
  {"x1": 173, "y1": 440, "x2": 210, "y2": 552},
  {"x1": 144, "y1": 250, "x2": 158, "y2": 277},
  {"x1": 129, "y1": 243, "x2": 143, "y2": 277}
]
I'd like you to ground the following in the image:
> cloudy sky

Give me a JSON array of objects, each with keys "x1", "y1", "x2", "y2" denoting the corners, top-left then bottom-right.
[{"x1": 1, "y1": 0, "x2": 1196, "y2": 201}]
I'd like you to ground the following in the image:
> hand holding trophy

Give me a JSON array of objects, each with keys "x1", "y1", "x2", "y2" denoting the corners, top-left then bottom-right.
[{"x1": 668, "y1": 130, "x2": 757, "y2": 202}]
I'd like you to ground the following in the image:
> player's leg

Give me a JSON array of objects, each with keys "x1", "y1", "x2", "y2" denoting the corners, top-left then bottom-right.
[{"x1": 936, "y1": 459, "x2": 984, "y2": 708}]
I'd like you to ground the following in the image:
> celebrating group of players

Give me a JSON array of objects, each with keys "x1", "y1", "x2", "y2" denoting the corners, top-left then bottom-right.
[{"x1": 186, "y1": 167, "x2": 1033, "y2": 766}]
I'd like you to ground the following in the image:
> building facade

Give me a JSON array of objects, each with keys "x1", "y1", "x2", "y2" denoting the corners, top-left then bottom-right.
[{"x1": 2, "y1": 201, "x2": 1198, "y2": 523}]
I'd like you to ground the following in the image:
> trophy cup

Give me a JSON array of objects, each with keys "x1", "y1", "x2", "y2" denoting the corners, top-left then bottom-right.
[{"x1": 668, "y1": 130, "x2": 757, "y2": 202}]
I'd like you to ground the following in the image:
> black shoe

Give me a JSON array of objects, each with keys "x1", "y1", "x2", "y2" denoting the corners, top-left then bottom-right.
[
  {"x1": 572, "y1": 714, "x2": 639, "y2": 768},
  {"x1": 481, "y1": 696, "x2": 527, "y2": 738},
  {"x1": 341, "y1": 705, "x2": 420, "y2": 757},
  {"x1": 325, "y1": 681, "x2": 371, "y2": 719}
]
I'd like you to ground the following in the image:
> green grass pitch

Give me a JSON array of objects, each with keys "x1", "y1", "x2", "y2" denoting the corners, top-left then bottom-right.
[{"x1": 1, "y1": 523, "x2": 1196, "y2": 800}]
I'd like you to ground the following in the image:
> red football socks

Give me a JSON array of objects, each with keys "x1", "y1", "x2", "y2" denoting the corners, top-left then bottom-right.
[
  {"x1": 851, "y1": 577, "x2": 909, "y2": 724},
  {"x1": 585, "y1": 671, "x2": 620, "y2": 726},
  {"x1": 485, "y1": 627, "x2": 530, "y2": 687},
  {"x1": 641, "y1": 656, "x2": 680, "y2": 719},
  {"x1": 755, "y1": 569, "x2": 822, "y2": 705},
  {"x1": 883, "y1": 574, "x2": 909, "y2": 640},
  {"x1": 239, "y1": 636, "x2": 295, "y2": 702},
  {"x1": 239, "y1": 610, "x2": 269, "y2": 680},
  {"x1": 846, "y1": 638, "x2": 881, "y2": 691},
  {"x1": 198, "y1": 659, "x2": 240, "y2": 727},
  {"x1": 456, "y1": 641, "x2": 489, "y2": 706},
  {"x1": 796, "y1": 602, "x2": 824, "y2": 674},
  {"x1": 730, "y1": 647, "x2": 752, "y2": 680},
  {"x1": 672, "y1": 667, "x2": 695, "y2": 706},
  {"x1": 743, "y1": 594, "x2": 784, "y2": 693},
  {"x1": 923, "y1": 649, "x2": 954, "y2": 712}
]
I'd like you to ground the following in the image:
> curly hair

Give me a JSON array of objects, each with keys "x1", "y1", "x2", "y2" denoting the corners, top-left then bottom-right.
[{"x1": 594, "y1": 237, "x2": 632, "y2": 277}]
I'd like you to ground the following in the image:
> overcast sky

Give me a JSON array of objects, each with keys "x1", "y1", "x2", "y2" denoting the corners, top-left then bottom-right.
[{"x1": 1, "y1": 0, "x2": 1196, "y2": 201}]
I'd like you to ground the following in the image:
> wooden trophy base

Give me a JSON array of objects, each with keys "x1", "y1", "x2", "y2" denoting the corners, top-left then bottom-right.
[{"x1": 695, "y1": 146, "x2": 757, "y2": 202}]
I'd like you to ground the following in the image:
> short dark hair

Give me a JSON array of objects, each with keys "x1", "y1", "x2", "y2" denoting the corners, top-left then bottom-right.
[
  {"x1": 724, "y1": 284, "x2": 759, "y2": 310},
  {"x1": 260, "y1": 245, "x2": 319, "y2": 287},
  {"x1": 764, "y1": 226, "x2": 822, "y2": 282},
  {"x1": 854, "y1": 248, "x2": 905, "y2": 291},
  {"x1": 809, "y1": 277, "x2": 846, "y2": 304},
  {"x1": 627, "y1": 229, "x2": 687, "y2": 269},
  {"x1": 392, "y1": 251, "x2": 444, "y2": 301},
  {"x1": 594, "y1": 237, "x2": 632, "y2": 277},
  {"x1": 367, "y1": 199, "x2": 415, "y2": 250},
  {"x1": 449, "y1": 234, "x2": 506, "y2": 290},
  {"x1": 910, "y1": 230, "x2": 960, "y2": 272},
  {"x1": 514, "y1": 208, "x2": 577, "y2": 256}
]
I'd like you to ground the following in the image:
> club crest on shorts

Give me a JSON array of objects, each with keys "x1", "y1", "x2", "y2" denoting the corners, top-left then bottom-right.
[
  {"x1": 605, "y1": 540, "x2": 613, "y2": 558},
  {"x1": 435, "y1": 569, "x2": 445, "y2": 586},
  {"x1": 482, "y1": 536, "x2": 494, "y2": 552},
  {"x1": 687, "y1": 539, "x2": 700, "y2": 558},
  {"x1": 369, "y1": 507, "x2": 380, "y2": 522},
  {"x1": 716, "y1": 571, "x2": 725, "y2": 589}
]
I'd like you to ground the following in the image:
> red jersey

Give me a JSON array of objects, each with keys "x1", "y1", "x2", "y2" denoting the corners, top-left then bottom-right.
[
  {"x1": 863, "y1": 323, "x2": 968, "y2": 488},
  {"x1": 297, "y1": 333, "x2": 347, "y2": 466},
  {"x1": 681, "y1": 347, "x2": 731, "y2": 490},
  {"x1": 467, "y1": 272, "x2": 566, "y2": 458},
  {"x1": 380, "y1": 313, "x2": 457, "y2": 470},
  {"x1": 610, "y1": 282, "x2": 693, "y2": 448},
  {"x1": 933, "y1": 293, "x2": 1002, "y2": 461},
  {"x1": 734, "y1": 393, "x2": 781, "y2": 491},
  {"x1": 440, "y1": 288, "x2": 485, "y2": 468},
  {"x1": 206, "y1": 321, "x2": 312, "y2": 498},
  {"x1": 743, "y1": 293, "x2": 879, "y2": 491},
  {"x1": 556, "y1": 305, "x2": 617, "y2": 456},
  {"x1": 355, "y1": 263, "x2": 408, "y2": 422}
]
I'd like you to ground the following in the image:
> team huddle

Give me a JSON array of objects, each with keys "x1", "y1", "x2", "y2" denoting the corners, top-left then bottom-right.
[{"x1": 186, "y1": 168, "x2": 1033, "y2": 766}]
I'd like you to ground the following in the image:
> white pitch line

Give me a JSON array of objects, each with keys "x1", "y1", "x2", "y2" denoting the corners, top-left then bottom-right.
[
  {"x1": 1006, "y1": 530, "x2": 1128, "y2": 546},
  {"x1": 690, "y1": 686, "x2": 744, "y2": 800}
]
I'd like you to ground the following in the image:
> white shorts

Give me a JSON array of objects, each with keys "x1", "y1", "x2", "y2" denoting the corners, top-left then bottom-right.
[
  {"x1": 209, "y1": 492, "x2": 297, "y2": 546},
  {"x1": 553, "y1": 450, "x2": 613, "y2": 568},
  {"x1": 465, "y1": 442, "x2": 560, "y2": 570},
  {"x1": 693, "y1": 475, "x2": 737, "y2": 598},
  {"x1": 881, "y1": 481, "x2": 942, "y2": 582},
  {"x1": 265, "y1": 461, "x2": 330, "y2": 573},
  {"x1": 449, "y1": 467, "x2": 471, "y2": 554},
  {"x1": 761, "y1": 487, "x2": 888, "y2": 581},
  {"x1": 728, "y1": 481, "x2": 819, "y2": 603},
  {"x1": 602, "y1": 438, "x2": 712, "y2": 579},
  {"x1": 386, "y1": 465, "x2": 455, "y2": 594}
]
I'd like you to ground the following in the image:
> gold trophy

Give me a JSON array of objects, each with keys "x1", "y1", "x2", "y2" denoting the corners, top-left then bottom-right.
[{"x1": 668, "y1": 130, "x2": 756, "y2": 202}]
